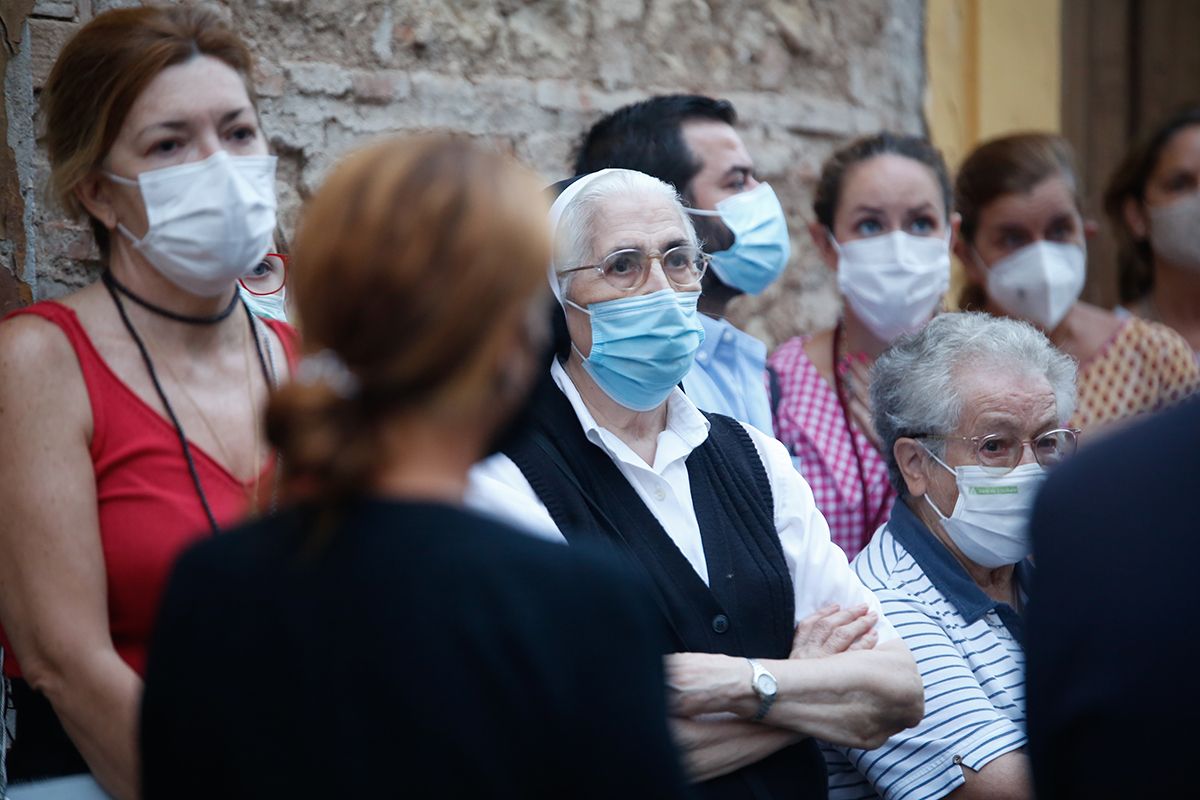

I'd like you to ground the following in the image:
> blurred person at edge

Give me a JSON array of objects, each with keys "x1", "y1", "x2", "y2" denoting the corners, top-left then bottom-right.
[
  {"x1": 823, "y1": 312, "x2": 1078, "y2": 800},
  {"x1": 1027, "y1": 392, "x2": 1200, "y2": 799},
  {"x1": 140, "y1": 136, "x2": 687, "y2": 800},
  {"x1": 0, "y1": 7, "x2": 297, "y2": 797},
  {"x1": 955, "y1": 132, "x2": 1198, "y2": 435},
  {"x1": 768, "y1": 134, "x2": 956, "y2": 560},
  {"x1": 1104, "y1": 106, "x2": 1200, "y2": 357},
  {"x1": 573, "y1": 94, "x2": 789, "y2": 435},
  {"x1": 468, "y1": 168, "x2": 923, "y2": 800}
]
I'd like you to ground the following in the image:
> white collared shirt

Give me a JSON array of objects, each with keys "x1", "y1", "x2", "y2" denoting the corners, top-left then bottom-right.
[{"x1": 466, "y1": 359, "x2": 896, "y2": 637}]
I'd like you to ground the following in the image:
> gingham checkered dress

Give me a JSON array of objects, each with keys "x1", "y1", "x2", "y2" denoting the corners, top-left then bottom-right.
[{"x1": 768, "y1": 336, "x2": 896, "y2": 560}]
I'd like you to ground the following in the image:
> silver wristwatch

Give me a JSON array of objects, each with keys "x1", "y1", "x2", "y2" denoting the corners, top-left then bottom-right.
[{"x1": 746, "y1": 658, "x2": 778, "y2": 721}]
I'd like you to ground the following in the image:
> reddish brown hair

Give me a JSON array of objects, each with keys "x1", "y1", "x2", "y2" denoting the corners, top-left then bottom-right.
[
  {"x1": 955, "y1": 132, "x2": 1081, "y2": 244},
  {"x1": 41, "y1": 5, "x2": 256, "y2": 254},
  {"x1": 954, "y1": 132, "x2": 1081, "y2": 308},
  {"x1": 265, "y1": 135, "x2": 551, "y2": 502},
  {"x1": 813, "y1": 132, "x2": 953, "y2": 229}
]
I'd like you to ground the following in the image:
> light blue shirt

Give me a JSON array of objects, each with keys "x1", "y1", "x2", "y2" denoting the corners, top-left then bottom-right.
[{"x1": 682, "y1": 315, "x2": 774, "y2": 435}]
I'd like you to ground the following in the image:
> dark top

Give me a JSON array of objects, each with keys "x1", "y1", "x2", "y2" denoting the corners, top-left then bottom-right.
[
  {"x1": 141, "y1": 499, "x2": 687, "y2": 799},
  {"x1": 505, "y1": 382, "x2": 826, "y2": 800},
  {"x1": 1027, "y1": 398, "x2": 1200, "y2": 800}
]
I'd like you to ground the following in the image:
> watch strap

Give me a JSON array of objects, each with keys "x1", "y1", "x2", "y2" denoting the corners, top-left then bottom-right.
[{"x1": 746, "y1": 658, "x2": 777, "y2": 722}]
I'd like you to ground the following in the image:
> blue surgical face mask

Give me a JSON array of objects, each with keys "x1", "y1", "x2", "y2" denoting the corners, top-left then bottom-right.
[
  {"x1": 687, "y1": 182, "x2": 790, "y2": 295},
  {"x1": 239, "y1": 286, "x2": 289, "y2": 322},
  {"x1": 565, "y1": 288, "x2": 706, "y2": 411}
]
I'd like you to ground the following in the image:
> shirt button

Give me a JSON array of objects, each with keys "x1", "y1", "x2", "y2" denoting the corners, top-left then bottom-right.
[
  {"x1": 653, "y1": 485, "x2": 666, "y2": 501},
  {"x1": 697, "y1": 351, "x2": 709, "y2": 362},
  {"x1": 722, "y1": 330, "x2": 733, "y2": 342},
  {"x1": 712, "y1": 614, "x2": 729, "y2": 634},
  {"x1": 952, "y1": 755, "x2": 963, "y2": 765}
]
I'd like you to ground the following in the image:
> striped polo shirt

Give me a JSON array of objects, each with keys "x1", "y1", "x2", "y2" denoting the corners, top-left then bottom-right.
[{"x1": 823, "y1": 500, "x2": 1031, "y2": 800}]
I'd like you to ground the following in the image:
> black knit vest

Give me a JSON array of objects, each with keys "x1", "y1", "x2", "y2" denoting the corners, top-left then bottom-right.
[{"x1": 504, "y1": 383, "x2": 827, "y2": 799}]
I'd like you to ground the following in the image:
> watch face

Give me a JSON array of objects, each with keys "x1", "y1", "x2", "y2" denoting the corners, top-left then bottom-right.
[{"x1": 756, "y1": 673, "x2": 778, "y2": 697}]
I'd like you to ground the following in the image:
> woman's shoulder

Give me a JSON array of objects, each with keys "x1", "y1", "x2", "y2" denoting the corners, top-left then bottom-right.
[
  {"x1": 1, "y1": 285, "x2": 121, "y2": 368},
  {"x1": 261, "y1": 318, "x2": 301, "y2": 369},
  {"x1": 767, "y1": 329, "x2": 837, "y2": 424},
  {"x1": 0, "y1": 300, "x2": 91, "y2": 412},
  {"x1": 1, "y1": 301, "x2": 77, "y2": 359},
  {"x1": 1099, "y1": 315, "x2": 1200, "y2": 396},
  {"x1": 1123, "y1": 315, "x2": 1198, "y2": 363},
  {"x1": 454, "y1": 511, "x2": 646, "y2": 601},
  {"x1": 1062, "y1": 302, "x2": 1125, "y2": 361},
  {"x1": 175, "y1": 499, "x2": 633, "y2": 595}
]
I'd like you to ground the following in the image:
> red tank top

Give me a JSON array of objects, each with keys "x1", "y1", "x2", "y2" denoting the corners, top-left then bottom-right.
[{"x1": 0, "y1": 301, "x2": 299, "y2": 678}]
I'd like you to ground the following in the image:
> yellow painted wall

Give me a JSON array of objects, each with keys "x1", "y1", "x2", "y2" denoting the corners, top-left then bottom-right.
[
  {"x1": 925, "y1": 0, "x2": 1062, "y2": 304},
  {"x1": 926, "y1": 0, "x2": 1062, "y2": 168},
  {"x1": 975, "y1": 1, "x2": 1061, "y2": 140}
]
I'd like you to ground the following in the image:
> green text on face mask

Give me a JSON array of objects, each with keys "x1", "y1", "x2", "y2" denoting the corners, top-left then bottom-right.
[{"x1": 970, "y1": 486, "x2": 1020, "y2": 495}]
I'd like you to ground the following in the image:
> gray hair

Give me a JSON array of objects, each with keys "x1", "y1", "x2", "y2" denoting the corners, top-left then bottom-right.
[
  {"x1": 870, "y1": 312, "x2": 1078, "y2": 496},
  {"x1": 553, "y1": 170, "x2": 699, "y2": 297}
]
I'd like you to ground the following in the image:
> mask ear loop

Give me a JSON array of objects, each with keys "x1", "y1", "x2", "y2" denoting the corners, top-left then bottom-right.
[
  {"x1": 967, "y1": 244, "x2": 992, "y2": 273},
  {"x1": 559, "y1": 297, "x2": 593, "y2": 367},
  {"x1": 917, "y1": 440, "x2": 958, "y2": 521},
  {"x1": 106, "y1": 171, "x2": 139, "y2": 187},
  {"x1": 562, "y1": 297, "x2": 590, "y2": 316},
  {"x1": 825, "y1": 228, "x2": 850, "y2": 269},
  {"x1": 103, "y1": 172, "x2": 148, "y2": 247},
  {"x1": 921, "y1": 492, "x2": 951, "y2": 523},
  {"x1": 684, "y1": 182, "x2": 772, "y2": 217}
]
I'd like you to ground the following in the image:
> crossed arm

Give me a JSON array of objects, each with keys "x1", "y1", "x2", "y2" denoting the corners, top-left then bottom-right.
[{"x1": 666, "y1": 604, "x2": 924, "y2": 782}]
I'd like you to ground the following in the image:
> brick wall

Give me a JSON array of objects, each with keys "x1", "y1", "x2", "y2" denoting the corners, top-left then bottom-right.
[{"x1": 0, "y1": 0, "x2": 927, "y2": 344}]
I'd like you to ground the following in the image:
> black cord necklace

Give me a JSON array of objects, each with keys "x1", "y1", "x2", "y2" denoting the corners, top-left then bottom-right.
[
  {"x1": 103, "y1": 272, "x2": 272, "y2": 535},
  {"x1": 102, "y1": 270, "x2": 240, "y2": 325}
]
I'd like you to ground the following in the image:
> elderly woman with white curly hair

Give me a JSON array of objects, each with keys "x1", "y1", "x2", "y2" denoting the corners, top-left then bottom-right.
[
  {"x1": 469, "y1": 168, "x2": 923, "y2": 800},
  {"x1": 823, "y1": 312, "x2": 1078, "y2": 800}
]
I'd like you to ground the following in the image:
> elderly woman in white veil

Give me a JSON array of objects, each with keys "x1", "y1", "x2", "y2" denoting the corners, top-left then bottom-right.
[{"x1": 468, "y1": 168, "x2": 923, "y2": 799}]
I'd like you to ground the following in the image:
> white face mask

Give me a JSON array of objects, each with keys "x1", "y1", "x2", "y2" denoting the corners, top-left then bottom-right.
[
  {"x1": 834, "y1": 230, "x2": 951, "y2": 343},
  {"x1": 984, "y1": 241, "x2": 1086, "y2": 330},
  {"x1": 1148, "y1": 190, "x2": 1200, "y2": 272},
  {"x1": 922, "y1": 449, "x2": 1046, "y2": 569},
  {"x1": 108, "y1": 151, "x2": 278, "y2": 298},
  {"x1": 239, "y1": 286, "x2": 288, "y2": 322}
]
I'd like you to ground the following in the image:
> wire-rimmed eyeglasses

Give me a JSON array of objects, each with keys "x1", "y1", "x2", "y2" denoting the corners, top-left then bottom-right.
[
  {"x1": 914, "y1": 428, "x2": 1081, "y2": 474},
  {"x1": 559, "y1": 245, "x2": 709, "y2": 292}
]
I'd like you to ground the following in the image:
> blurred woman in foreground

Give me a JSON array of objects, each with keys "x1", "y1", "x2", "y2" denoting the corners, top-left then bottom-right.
[{"x1": 140, "y1": 136, "x2": 687, "y2": 799}]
